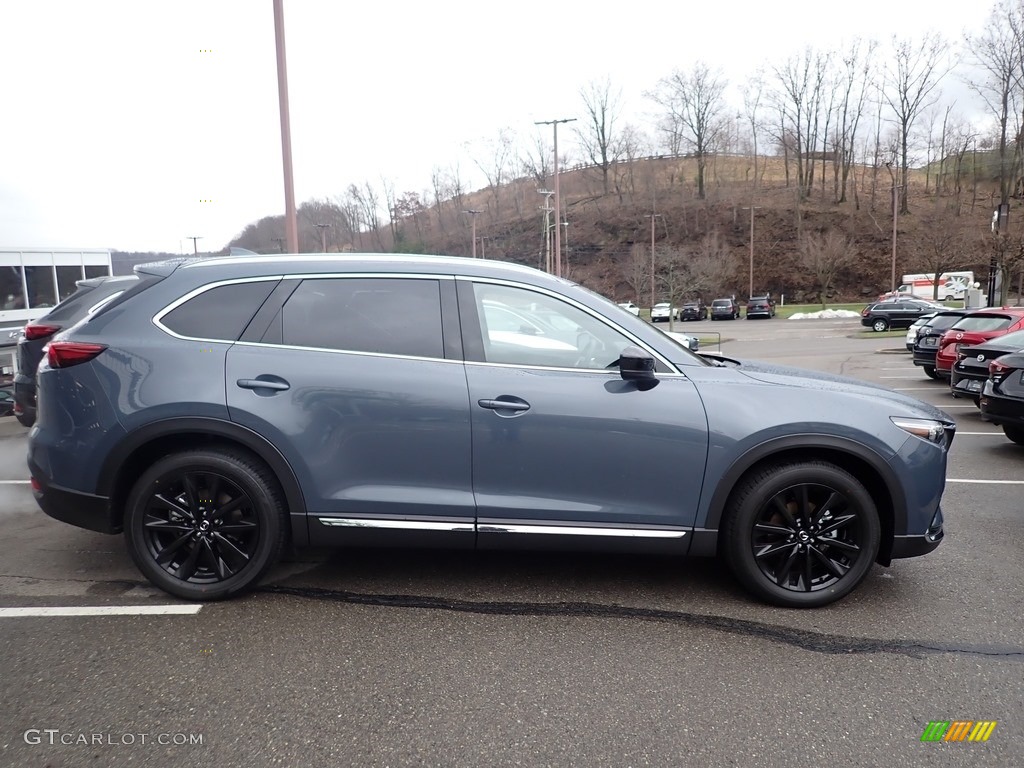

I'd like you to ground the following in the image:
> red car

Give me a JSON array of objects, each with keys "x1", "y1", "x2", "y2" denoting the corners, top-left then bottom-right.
[{"x1": 935, "y1": 308, "x2": 1024, "y2": 378}]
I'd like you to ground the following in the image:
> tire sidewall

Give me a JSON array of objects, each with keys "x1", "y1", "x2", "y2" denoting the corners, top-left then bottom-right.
[
  {"x1": 724, "y1": 463, "x2": 881, "y2": 608},
  {"x1": 124, "y1": 451, "x2": 283, "y2": 600}
]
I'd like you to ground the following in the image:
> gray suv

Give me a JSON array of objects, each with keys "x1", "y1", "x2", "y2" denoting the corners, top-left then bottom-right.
[{"x1": 29, "y1": 254, "x2": 954, "y2": 607}]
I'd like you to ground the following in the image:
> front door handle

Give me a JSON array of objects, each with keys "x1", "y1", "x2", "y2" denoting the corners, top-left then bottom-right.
[
  {"x1": 237, "y1": 377, "x2": 290, "y2": 392},
  {"x1": 478, "y1": 397, "x2": 530, "y2": 413}
]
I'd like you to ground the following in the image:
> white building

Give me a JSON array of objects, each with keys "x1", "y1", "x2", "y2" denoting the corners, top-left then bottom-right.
[{"x1": 0, "y1": 248, "x2": 113, "y2": 379}]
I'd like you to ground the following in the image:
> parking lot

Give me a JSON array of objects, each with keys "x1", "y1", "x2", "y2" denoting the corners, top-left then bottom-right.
[{"x1": 1, "y1": 315, "x2": 1020, "y2": 767}]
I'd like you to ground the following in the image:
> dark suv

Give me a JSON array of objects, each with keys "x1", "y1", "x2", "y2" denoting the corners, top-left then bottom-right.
[
  {"x1": 861, "y1": 299, "x2": 938, "y2": 332},
  {"x1": 710, "y1": 298, "x2": 740, "y2": 320},
  {"x1": 29, "y1": 254, "x2": 954, "y2": 607},
  {"x1": 746, "y1": 295, "x2": 776, "y2": 319},
  {"x1": 13, "y1": 275, "x2": 137, "y2": 427},
  {"x1": 678, "y1": 301, "x2": 707, "y2": 321}
]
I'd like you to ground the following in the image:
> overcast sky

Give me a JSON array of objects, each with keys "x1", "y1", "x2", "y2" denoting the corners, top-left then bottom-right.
[{"x1": 0, "y1": 0, "x2": 997, "y2": 255}]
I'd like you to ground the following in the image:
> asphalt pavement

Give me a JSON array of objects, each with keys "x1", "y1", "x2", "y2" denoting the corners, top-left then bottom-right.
[{"x1": 0, "y1": 317, "x2": 1020, "y2": 768}]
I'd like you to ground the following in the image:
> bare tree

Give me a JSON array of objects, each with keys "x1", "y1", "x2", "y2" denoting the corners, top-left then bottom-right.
[
  {"x1": 832, "y1": 40, "x2": 875, "y2": 203},
  {"x1": 741, "y1": 72, "x2": 765, "y2": 191},
  {"x1": 799, "y1": 229, "x2": 857, "y2": 308},
  {"x1": 648, "y1": 62, "x2": 728, "y2": 199},
  {"x1": 430, "y1": 166, "x2": 450, "y2": 234},
  {"x1": 910, "y1": 208, "x2": 970, "y2": 299},
  {"x1": 346, "y1": 182, "x2": 384, "y2": 250},
  {"x1": 883, "y1": 33, "x2": 951, "y2": 214},
  {"x1": 621, "y1": 244, "x2": 651, "y2": 304},
  {"x1": 965, "y1": 0, "x2": 1023, "y2": 210},
  {"x1": 772, "y1": 48, "x2": 832, "y2": 200},
  {"x1": 520, "y1": 131, "x2": 553, "y2": 186},
  {"x1": 471, "y1": 128, "x2": 515, "y2": 223},
  {"x1": 577, "y1": 77, "x2": 624, "y2": 196}
]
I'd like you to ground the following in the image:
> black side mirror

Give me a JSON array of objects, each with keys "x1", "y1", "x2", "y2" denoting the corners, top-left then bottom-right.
[{"x1": 618, "y1": 345, "x2": 656, "y2": 382}]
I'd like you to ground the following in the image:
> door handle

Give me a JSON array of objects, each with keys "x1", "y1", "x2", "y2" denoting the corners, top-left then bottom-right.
[
  {"x1": 478, "y1": 397, "x2": 530, "y2": 413},
  {"x1": 237, "y1": 378, "x2": 290, "y2": 392}
]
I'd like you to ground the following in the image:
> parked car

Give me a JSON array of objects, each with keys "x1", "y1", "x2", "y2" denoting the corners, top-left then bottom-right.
[
  {"x1": 663, "y1": 330, "x2": 700, "y2": 351},
  {"x1": 0, "y1": 387, "x2": 15, "y2": 417},
  {"x1": 650, "y1": 302, "x2": 676, "y2": 322},
  {"x1": 950, "y1": 329, "x2": 1024, "y2": 404},
  {"x1": 745, "y1": 295, "x2": 776, "y2": 319},
  {"x1": 860, "y1": 299, "x2": 937, "y2": 332},
  {"x1": 906, "y1": 313, "x2": 937, "y2": 351},
  {"x1": 12, "y1": 275, "x2": 138, "y2": 427},
  {"x1": 678, "y1": 301, "x2": 707, "y2": 321},
  {"x1": 934, "y1": 309, "x2": 1024, "y2": 379},
  {"x1": 710, "y1": 298, "x2": 740, "y2": 320},
  {"x1": 617, "y1": 302, "x2": 640, "y2": 316},
  {"x1": 29, "y1": 253, "x2": 955, "y2": 608},
  {"x1": 980, "y1": 351, "x2": 1024, "y2": 445},
  {"x1": 912, "y1": 310, "x2": 973, "y2": 379}
]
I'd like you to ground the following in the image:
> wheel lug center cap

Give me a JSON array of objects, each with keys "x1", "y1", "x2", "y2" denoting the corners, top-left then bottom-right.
[
  {"x1": 199, "y1": 520, "x2": 210, "y2": 532},
  {"x1": 799, "y1": 531, "x2": 810, "y2": 542}
]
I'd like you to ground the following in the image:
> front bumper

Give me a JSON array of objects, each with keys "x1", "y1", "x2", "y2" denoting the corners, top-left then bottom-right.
[{"x1": 890, "y1": 507, "x2": 944, "y2": 559}]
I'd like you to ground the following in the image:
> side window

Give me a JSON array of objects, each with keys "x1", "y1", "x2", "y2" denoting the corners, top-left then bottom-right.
[
  {"x1": 472, "y1": 282, "x2": 633, "y2": 369},
  {"x1": 280, "y1": 277, "x2": 444, "y2": 359},
  {"x1": 161, "y1": 280, "x2": 278, "y2": 340}
]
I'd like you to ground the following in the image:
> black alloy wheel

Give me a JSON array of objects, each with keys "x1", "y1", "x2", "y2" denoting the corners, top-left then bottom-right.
[
  {"x1": 723, "y1": 461, "x2": 880, "y2": 608},
  {"x1": 125, "y1": 449, "x2": 287, "y2": 600}
]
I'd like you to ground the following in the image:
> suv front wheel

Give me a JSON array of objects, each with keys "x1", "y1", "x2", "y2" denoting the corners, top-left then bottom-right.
[
  {"x1": 722, "y1": 461, "x2": 881, "y2": 608},
  {"x1": 124, "y1": 448, "x2": 287, "y2": 600},
  {"x1": 872, "y1": 318, "x2": 889, "y2": 332}
]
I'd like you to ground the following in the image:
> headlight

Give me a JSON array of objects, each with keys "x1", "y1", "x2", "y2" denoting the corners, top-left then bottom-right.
[{"x1": 891, "y1": 417, "x2": 946, "y2": 444}]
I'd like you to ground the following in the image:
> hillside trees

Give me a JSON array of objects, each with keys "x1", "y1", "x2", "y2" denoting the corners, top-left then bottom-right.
[
  {"x1": 648, "y1": 62, "x2": 728, "y2": 200},
  {"x1": 798, "y1": 229, "x2": 856, "y2": 308},
  {"x1": 577, "y1": 77, "x2": 624, "y2": 196}
]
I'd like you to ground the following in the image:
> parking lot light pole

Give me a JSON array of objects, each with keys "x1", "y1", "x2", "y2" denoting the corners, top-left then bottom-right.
[
  {"x1": 741, "y1": 206, "x2": 761, "y2": 299},
  {"x1": 463, "y1": 209, "x2": 482, "y2": 257},
  {"x1": 314, "y1": 223, "x2": 329, "y2": 253},
  {"x1": 187, "y1": 236, "x2": 202, "y2": 255}
]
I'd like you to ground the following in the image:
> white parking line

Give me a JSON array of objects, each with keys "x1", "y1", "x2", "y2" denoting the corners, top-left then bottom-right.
[
  {"x1": 894, "y1": 387, "x2": 942, "y2": 391},
  {"x1": 0, "y1": 480, "x2": 30, "y2": 484},
  {"x1": 0, "y1": 605, "x2": 203, "y2": 617},
  {"x1": 954, "y1": 432, "x2": 1006, "y2": 435},
  {"x1": 879, "y1": 376, "x2": 926, "y2": 379},
  {"x1": 947, "y1": 479, "x2": 1024, "y2": 484}
]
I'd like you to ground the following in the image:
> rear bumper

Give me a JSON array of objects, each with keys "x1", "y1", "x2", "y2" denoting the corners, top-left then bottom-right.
[
  {"x1": 13, "y1": 374, "x2": 35, "y2": 423},
  {"x1": 980, "y1": 383, "x2": 1024, "y2": 426},
  {"x1": 28, "y1": 457, "x2": 120, "y2": 534}
]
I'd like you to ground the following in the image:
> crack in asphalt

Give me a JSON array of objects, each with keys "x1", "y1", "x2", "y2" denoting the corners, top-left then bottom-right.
[{"x1": 259, "y1": 584, "x2": 1024, "y2": 662}]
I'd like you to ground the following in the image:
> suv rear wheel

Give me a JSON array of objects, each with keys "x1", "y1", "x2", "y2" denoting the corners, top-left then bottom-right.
[
  {"x1": 722, "y1": 461, "x2": 881, "y2": 608},
  {"x1": 124, "y1": 448, "x2": 287, "y2": 600},
  {"x1": 872, "y1": 318, "x2": 889, "y2": 332}
]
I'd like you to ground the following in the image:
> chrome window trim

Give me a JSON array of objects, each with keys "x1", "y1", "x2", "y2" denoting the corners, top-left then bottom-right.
[
  {"x1": 480, "y1": 523, "x2": 687, "y2": 538},
  {"x1": 318, "y1": 518, "x2": 474, "y2": 533},
  {"x1": 152, "y1": 275, "x2": 285, "y2": 342},
  {"x1": 457, "y1": 275, "x2": 679, "y2": 373}
]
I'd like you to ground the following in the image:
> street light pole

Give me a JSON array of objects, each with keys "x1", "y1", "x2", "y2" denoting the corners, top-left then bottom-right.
[
  {"x1": 538, "y1": 190, "x2": 554, "y2": 273},
  {"x1": 272, "y1": 0, "x2": 298, "y2": 254},
  {"x1": 740, "y1": 206, "x2": 762, "y2": 298},
  {"x1": 535, "y1": 118, "x2": 576, "y2": 277},
  {"x1": 463, "y1": 209, "x2": 482, "y2": 257},
  {"x1": 646, "y1": 214, "x2": 663, "y2": 313},
  {"x1": 187, "y1": 236, "x2": 202, "y2": 255}
]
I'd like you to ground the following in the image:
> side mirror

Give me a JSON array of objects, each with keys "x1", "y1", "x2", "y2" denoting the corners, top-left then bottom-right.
[{"x1": 618, "y1": 345, "x2": 656, "y2": 382}]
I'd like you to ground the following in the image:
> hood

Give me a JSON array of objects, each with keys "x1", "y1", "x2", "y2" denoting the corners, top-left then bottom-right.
[{"x1": 734, "y1": 359, "x2": 954, "y2": 423}]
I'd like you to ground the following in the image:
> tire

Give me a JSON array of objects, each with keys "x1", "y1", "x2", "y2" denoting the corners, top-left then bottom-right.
[
  {"x1": 872, "y1": 318, "x2": 889, "y2": 332},
  {"x1": 1004, "y1": 425, "x2": 1024, "y2": 446},
  {"x1": 945, "y1": 295, "x2": 954, "y2": 302},
  {"x1": 124, "y1": 448, "x2": 287, "y2": 601},
  {"x1": 722, "y1": 461, "x2": 881, "y2": 608},
  {"x1": 15, "y1": 412, "x2": 34, "y2": 428},
  {"x1": 923, "y1": 365, "x2": 938, "y2": 380}
]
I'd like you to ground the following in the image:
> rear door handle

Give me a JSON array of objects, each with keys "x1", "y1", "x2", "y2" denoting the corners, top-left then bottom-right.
[
  {"x1": 478, "y1": 397, "x2": 530, "y2": 413},
  {"x1": 237, "y1": 377, "x2": 290, "y2": 392}
]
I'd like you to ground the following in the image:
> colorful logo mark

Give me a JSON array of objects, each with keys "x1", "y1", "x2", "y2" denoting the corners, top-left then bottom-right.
[{"x1": 921, "y1": 721, "x2": 996, "y2": 742}]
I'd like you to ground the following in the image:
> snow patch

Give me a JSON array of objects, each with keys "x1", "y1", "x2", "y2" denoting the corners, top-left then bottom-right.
[{"x1": 787, "y1": 309, "x2": 862, "y2": 320}]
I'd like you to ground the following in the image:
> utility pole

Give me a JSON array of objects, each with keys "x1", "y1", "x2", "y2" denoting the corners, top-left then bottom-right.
[
  {"x1": 187, "y1": 236, "x2": 202, "y2": 255},
  {"x1": 463, "y1": 209, "x2": 482, "y2": 257},
  {"x1": 538, "y1": 189, "x2": 554, "y2": 273},
  {"x1": 741, "y1": 206, "x2": 762, "y2": 298},
  {"x1": 646, "y1": 214, "x2": 663, "y2": 314},
  {"x1": 535, "y1": 117, "x2": 576, "y2": 277},
  {"x1": 314, "y1": 223, "x2": 329, "y2": 253},
  {"x1": 273, "y1": 0, "x2": 298, "y2": 254}
]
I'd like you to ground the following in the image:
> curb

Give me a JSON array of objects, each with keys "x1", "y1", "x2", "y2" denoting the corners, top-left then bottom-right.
[{"x1": 876, "y1": 348, "x2": 911, "y2": 355}]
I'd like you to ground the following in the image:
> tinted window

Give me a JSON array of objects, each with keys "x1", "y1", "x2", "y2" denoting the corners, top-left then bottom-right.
[
  {"x1": 44, "y1": 277, "x2": 138, "y2": 322},
  {"x1": 713, "y1": 300, "x2": 730, "y2": 307},
  {"x1": 988, "y1": 329, "x2": 1024, "y2": 348},
  {"x1": 0, "y1": 265, "x2": 25, "y2": 309},
  {"x1": 926, "y1": 314, "x2": 964, "y2": 329},
  {"x1": 55, "y1": 266, "x2": 84, "y2": 301},
  {"x1": 162, "y1": 280, "x2": 278, "y2": 340},
  {"x1": 280, "y1": 278, "x2": 443, "y2": 359},
  {"x1": 24, "y1": 265, "x2": 57, "y2": 309},
  {"x1": 951, "y1": 315, "x2": 1014, "y2": 332},
  {"x1": 84, "y1": 265, "x2": 111, "y2": 279},
  {"x1": 472, "y1": 282, "x2": 633, "y2": 369}
]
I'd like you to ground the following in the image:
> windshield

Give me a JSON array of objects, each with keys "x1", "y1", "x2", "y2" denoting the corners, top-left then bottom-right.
[{"x1": 951, "y1": 315, "x2": 1014, "y2": 332}]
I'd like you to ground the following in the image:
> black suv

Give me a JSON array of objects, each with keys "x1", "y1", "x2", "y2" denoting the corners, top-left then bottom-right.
[
  {"x1": 860, "y1": 299, "x2": 938, "y2": 332},
  {"x1": 912, "y1": 309, "x2": 972, "y2": 379},
  {"x1": 678, "y1": 301, "x2": 707, "y2": 321},
  {"x1": 13, "y1": 276, "x2": 136, "y2": 426},
  {"x1": 746, "y1": 295, "x2": 776, "y2": 319}
]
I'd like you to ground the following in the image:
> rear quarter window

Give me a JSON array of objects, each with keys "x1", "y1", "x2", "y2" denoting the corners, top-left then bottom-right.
[
  {"x1": 952, "y1": 315, "x2": 1014, "y2": 332},
  {"x1": 159, "y1": 280, "x2": 279, "y2": 341}
]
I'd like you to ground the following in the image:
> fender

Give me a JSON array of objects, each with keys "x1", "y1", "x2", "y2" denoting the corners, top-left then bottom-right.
[
  {"x1": 96, "y1": 417, "x2": 309, "y2": 546},
  {"x1": 690, "y1": 434, "x2": 907, "y2": 557}
]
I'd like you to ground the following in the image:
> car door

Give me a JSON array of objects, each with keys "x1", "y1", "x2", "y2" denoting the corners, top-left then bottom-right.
[
  {"x1": 457, "y1": 278, "x2": 709, "y2": 548},
  {"x1": 225, "y1": 275, "x2": 475, "y2": 547}
]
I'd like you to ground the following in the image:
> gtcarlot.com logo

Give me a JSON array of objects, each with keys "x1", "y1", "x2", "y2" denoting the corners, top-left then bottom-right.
[
  {"x1": 24, "y1": 729, "x2": 203, "y2": 746},
  {"x1": 921, "y1": 721, "x2": 997, "y2": 742}
]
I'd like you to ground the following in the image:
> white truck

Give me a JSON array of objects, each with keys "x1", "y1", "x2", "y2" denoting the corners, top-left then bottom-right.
[{"x1": 889, "y1": 272, "x2": 974, "y2": 301}]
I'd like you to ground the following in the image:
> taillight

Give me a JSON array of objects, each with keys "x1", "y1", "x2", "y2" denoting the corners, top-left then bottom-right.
[
  {"x1": 989, "y1": 358, "x2": 1012, "y2": 383},
  {"x1": 46, "y1": 341, "x2": 107, "y2": 368},
  {"x1": 861, "y1": 307, "x2": 869, "y2": 316},
  {"x1": 24, "y1": 323, "x2": 60, "y2": 341}
]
